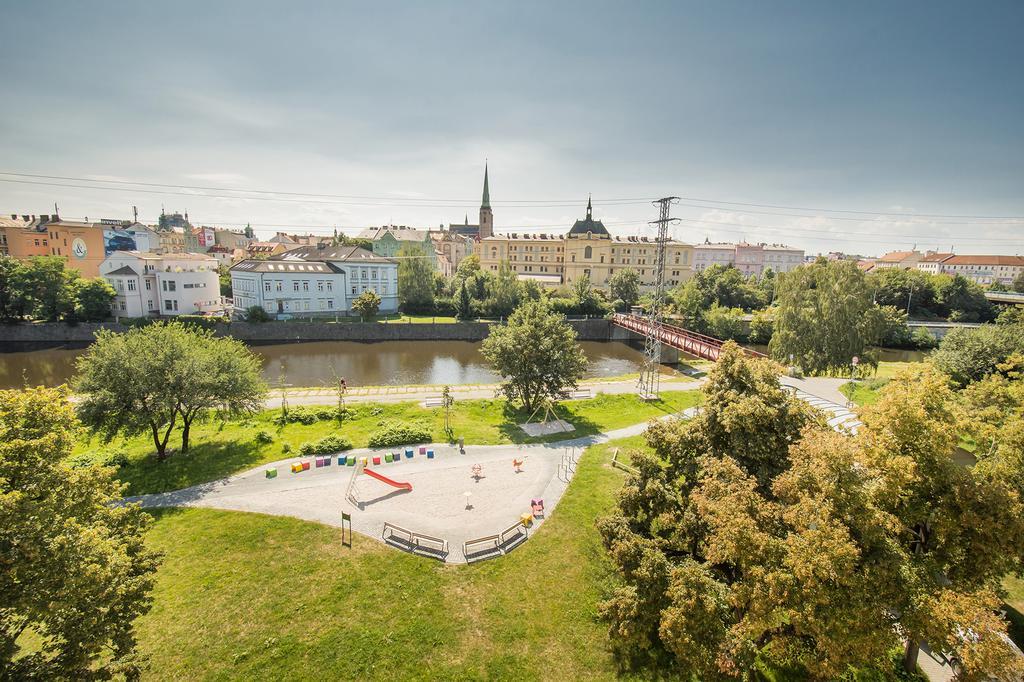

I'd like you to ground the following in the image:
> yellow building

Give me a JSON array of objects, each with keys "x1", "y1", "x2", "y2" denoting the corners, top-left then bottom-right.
[
  {"x1": 0, "y1": 215, "x2": 52, "y2": 258},
  {"x1": 477, "y1": 199, "x2": 694, "y2": 291}
]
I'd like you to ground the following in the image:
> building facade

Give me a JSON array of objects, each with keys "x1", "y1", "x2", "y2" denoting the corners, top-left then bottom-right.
[
  {"x1": 477, "y1": 198, "x2": 696, "y2": 292},
  {"x1": 357, "y1": 225, "x2": 436, "y2": 267},
  {"x1": 694, "y1": 241, "x2": 803, "y2": 275},
  {"x1": 229, "y1": 245, "x2": 398, "y2": 318},
  {"x1": 99, "y1": 252, "x2": 222, "y2": 317},
  {"x1": 0, "y1": 215, "x2": 53, "y2": 258},
  {"x1": 937, "y1": 255, "x2": 1024, "y2": 285}
]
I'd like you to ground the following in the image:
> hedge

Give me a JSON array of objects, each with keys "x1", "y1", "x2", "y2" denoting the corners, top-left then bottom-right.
[{"x1": 366, "y1": 421, "x2": 433, "y2": 448}]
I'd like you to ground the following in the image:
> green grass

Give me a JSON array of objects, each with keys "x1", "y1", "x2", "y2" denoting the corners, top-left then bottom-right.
[
  {"x1": 839, "y1": 378, "x2": 890, "y2": 406},
  {"x1": 74, "y1": 391, "x2": 701, "y2": 496},
  {"x1": 134, "y1": 437, "x2": 644, "y2": 681}
]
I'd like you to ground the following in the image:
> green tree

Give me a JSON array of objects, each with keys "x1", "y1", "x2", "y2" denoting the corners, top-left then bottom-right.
[
  {"x1": 0, "y1": 256, "x2": 28, "y2": 321},
  {"x1": 876, "y1": 304, "x2": 914, "y2": 348},
  {"x1": 72, "y1": 277, "x2": 116, "y2": 322},
  {"x1": 244, "y1": 223, "x2": 254, "y2": 239},
  {"x1": 934, "y1": 274, "x2": 995, "y2": 322},
  {"x1": 486, "y1": 260, "x2": 521, "y2": 318},
  {"x1": 19, "y1": 256, "x2": 78, "y2": 321},
  {"x1": 243, "y1": 305, "x2": 271, "y2": 322},
  {"x1": 351, "y1": 289, "x2": 381, "y2": 321},
  {"x1": 868, "y1": 267, "x2": 937, "y2": 316},
  {"x1": 701, "y1": 303, "x2": 745, "y2": 341},
  {"x1": 74, "y1": 322, "x2": 267, "y2": 459},
  {"x1": 480, "y1": 300, "x2": 588, "y2": 412},
  {"x1": 996, "y1": 304, "x2": 1024, "y2": 326},
  {"x1": 454, "y1": 253, "x2": 481, "y2": 282},
  {"x1": 396, "y1": 245, "x2": 435, "y2": 313},
  {"x1": 1013, "y1": 272, "x2": 1024, "y2": 294},
  {"x1": 454, "y1": 280, "x2": 473, "y2": 320},
  {"x1": 770, "y1": 259, "x2": 884, "y2": 375},
  {"x1": 608, "y1": 268, "x2": 640, "y2": 309},
  {"x1": 0, "y1": 386, "x2": 160, "y2": 679},
  {"x1": 217, "y1": 264, "x2": 233, "y2": 297},
  {"x1": 930, "y1": 322, "x2": 1024, "y2": 386},
  {"x1": 747, "y1": 307, "x2": 774, "y2": 345}
]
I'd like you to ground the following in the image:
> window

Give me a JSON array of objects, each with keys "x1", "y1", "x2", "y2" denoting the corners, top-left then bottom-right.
[
  {"x1": 145, "y1": 280, "x2": 151, "y2": 291},
  {"x1": 166, "y1": 281, "x2": 176, "y2": 292},
  {"x1": 119, "y1": 301, "x2": 126, "y2": 312},
  {"x1": 327, "y1": 299, "x2": 334, "y2": 309},
  {"x1": 326, "y1": 282, "x2": 333, "y2": 292},
  {"x1": 264, "y1": 281, "x2": 271, "y2": 293},
  {"x1": 303, "y1": 281, "x2": 309, "y2": 292},
  {"x1": 164, "y1": 299, "x2": 173, "y2": 311},
  {"x1": 275, "y1": 281, "x2": 282, "y2": 292},
  {"x1": 371, "y1": 270, "x2": 377, "y2": 280},
  {"x1": 127, "y1": 279, "x2": 136, "y2": 292},
  {"x1": 351, "y1": 285, "x2": 357, "y2": 295},
  {"x1": 147, "y1": 300, "x2": 153, "y2": 311},
  {"x1": 317, "y1": 281, "x2": 324, "y2": 292},
  {"x1": 162, "y1": 280, "x2": 167, "y2": 291},
  {"x1": 184, "y1": 283, "x2": 194, "y2": 289},
  {"x1": 293, "y1": 282, "x2": 300, "y2": 292}
]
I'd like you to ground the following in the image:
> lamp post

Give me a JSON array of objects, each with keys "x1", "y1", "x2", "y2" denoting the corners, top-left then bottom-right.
[{"x1": 848, "y1": 356, "x2": 860, "y2": 408}]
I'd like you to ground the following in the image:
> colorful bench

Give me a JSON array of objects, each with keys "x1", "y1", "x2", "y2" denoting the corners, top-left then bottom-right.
[
  {"x1": 418, "y1": 446, "x2": 426, "y2": 455},
  {"x1": 372, "y1": 455, "x2": 381, "y2": 465},
  {"x1": 291, "y1": 462, "x2": 303, "y2": 473},
  {"x1": 347, "y1": 457, "x2": 356, "y2": 466},
  {"x1": 385, "y1": 453, "x2": 393, "y2": 463},
  {"x1": 427, "y1": 450, "x2": 435, "y2": 459},
  {"x1": 302, "y1": 461, "x2": 310, "y2": 471},
  {"x1": 266, "y1": 467, "x2": 277, "y2": 478},
  {"x1": 338, "y1": 455, "x2": 347, "y2": 466},
  {"x1": 405, "y1": 449, "x2": 414, "y2": 459}
]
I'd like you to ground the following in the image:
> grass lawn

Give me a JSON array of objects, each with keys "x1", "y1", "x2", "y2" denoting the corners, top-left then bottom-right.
[
  {"x1": 839, "y1": 378, "x2": 889, "y2": 406},
  {"x1": 73, "y1": 391, "x2": 701, "y2": 496},
  {"x1": 134, "y1": 437, "x2": 645, "y2": 681}
]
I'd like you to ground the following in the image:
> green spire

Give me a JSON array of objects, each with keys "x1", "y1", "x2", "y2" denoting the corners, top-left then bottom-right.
[{"x1": 481, "y1": 162, "x2": 490, "y2": 209}]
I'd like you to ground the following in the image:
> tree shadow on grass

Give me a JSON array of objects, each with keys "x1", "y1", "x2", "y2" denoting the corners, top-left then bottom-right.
[
  {"x1": 1004, "y1": 603, "x2": 1024, "y2": 651},
  {"x1": 120, "y1": 439, "x2": 269, "y2": 497}
]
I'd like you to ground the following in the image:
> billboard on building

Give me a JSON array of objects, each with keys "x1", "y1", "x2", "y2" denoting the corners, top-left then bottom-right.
[
  {"x1": 197, "y1": 227, "x2": 216, "y2": 248},
  {"x1": 103, "y1": 229, "x2": 138, "y2": 255}
]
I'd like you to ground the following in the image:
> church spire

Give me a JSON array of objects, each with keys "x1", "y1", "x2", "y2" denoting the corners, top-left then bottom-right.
[
  {"x1": 481, "y1": 162, "x2": 490, "y2": 209},
  {"x1": 586, "y1": 194, "x2": 592, "y2": 219}
]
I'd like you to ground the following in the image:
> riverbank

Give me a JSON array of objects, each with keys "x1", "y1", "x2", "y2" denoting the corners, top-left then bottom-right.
[{"x1": 0, "y1": 317, "x2": 613, "y2": 345}]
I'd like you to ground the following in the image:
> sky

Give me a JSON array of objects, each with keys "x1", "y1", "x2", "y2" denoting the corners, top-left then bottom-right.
[{"x1": 1, "y1": 1, "x2": 1022, "y2": 257}]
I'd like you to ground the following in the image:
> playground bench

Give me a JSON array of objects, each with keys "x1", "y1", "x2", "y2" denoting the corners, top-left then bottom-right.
[
  {"x1": 463, "y1": 534, "x2": 502, "y2": 563},
  {"x1": 421, "y1": 396, "x2": 445, "y2": 408},
  {"x1": 497, "y1": 521, "x2": 528, "y2": 554},
  {"x1": 382, "y1": 522, "x2": 449, "y2": 561},
  {"x1": 560, "y1": 388, "x2": 592, "y2": 400}
]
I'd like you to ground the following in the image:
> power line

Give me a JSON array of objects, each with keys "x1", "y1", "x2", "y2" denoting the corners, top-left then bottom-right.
[{"x1": 675, "y1": 195, "x2": 1024, "y2": 221}]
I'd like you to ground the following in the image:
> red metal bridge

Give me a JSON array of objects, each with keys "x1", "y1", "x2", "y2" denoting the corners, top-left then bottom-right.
[{"x1": 611, "y1": 313, "x2": 768, "y2": 362}]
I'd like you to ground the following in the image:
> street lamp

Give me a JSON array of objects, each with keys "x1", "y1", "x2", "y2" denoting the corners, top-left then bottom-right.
[{"x1": 848, "y1": 356, "x2": 860, "y2": 408}]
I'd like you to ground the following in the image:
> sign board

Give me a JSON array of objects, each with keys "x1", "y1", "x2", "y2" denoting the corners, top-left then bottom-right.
[
  {"x1": 341, "y1": 512, "x2": 351, "y2": 522},
  {"x1": 71, "y1": 238, "x2": 88, "y2": 259},
  {"x1": 103, "y1": 229, "x2": 139, "y2": 256},
  {"x1": 197, "y1": 227, "x2": 216, "y2": 248}
]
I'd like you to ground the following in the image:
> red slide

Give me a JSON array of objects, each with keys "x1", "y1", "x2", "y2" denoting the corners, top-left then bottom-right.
[{"x1": 363, "y1": 468, "x2": 413, "y2": 491}]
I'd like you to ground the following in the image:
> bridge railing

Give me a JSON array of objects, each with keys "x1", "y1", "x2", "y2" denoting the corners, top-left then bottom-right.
[{"x1": 611, "y1": 313, "x2": 768, "y2": 360}]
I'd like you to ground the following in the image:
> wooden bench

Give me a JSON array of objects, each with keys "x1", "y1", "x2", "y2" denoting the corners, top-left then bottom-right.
[
  {"x1": 421, "y1": 396, "x2": 445, "y2": 408},
  {"x1": 463, "y1": 534, "x2": 502, "y2": 563},
  {"x1": 560, "y1": 388, "x2": 592, "y2": 400},
  {"x1": 382, "y1": 522, "x2": 449, "y2": 561}
]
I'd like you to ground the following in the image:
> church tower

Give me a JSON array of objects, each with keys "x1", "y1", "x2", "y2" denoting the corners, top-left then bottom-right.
[{"x1": 478, "y1": 163, "x2": 493, "y2": 239}]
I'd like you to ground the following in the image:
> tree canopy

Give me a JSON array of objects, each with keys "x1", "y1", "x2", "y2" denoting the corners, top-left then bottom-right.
[
  {"x1": 480, "y1": 299, "x2": 588, "y2": 412},
  {"x1": 351, "y1": 289, "x2": 381, "y2": 321},
  {"x1": 0, "y1": 255, "x2": 114, "y2": 322},
  {"x1": 0, "y1": 386, "x2": 160, "y2": 678},
  {"x1": 930, "y1": 322, "x2": 1024, "y2": 387},
  {"x1": 769, "y1": 259, "x2": 884, "y2": 375},
  {"x1": 396, "y1": 245, "x2": 435, "y2": 313},
  {"x1": 74, "y1": 322, "x2": 267, "y2": 458}
]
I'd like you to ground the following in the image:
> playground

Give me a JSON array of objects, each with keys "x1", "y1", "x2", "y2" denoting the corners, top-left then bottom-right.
[{"x1": 135, "y1": 438, "x2": 587, "y2": 563}]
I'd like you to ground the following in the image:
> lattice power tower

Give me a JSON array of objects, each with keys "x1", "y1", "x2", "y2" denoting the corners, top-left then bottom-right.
[{"x1": 637, "y1": 197, "x2": 680, "y2": 400}]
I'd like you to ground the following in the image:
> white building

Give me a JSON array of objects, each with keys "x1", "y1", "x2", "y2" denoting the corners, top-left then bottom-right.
[
  {"x1": 938, "y1": 255, "x2": 1024, "y2": 285},
  {"x1": 693, "y1": 241, "x2": 804, "y2": 275},
  {"x1": 229, "y1": 245, "x2": 398, "y2": 318},
  {"x1": 100, "y1": 251, "x2": 222, "y2": 317}
]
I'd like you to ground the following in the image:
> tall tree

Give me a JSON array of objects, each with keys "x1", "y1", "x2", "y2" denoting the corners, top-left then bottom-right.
[
  {"x1": 770, "y1": 259, "x2": 884, "y2": 375},
  {"x1": 72, "y1": 278, "x2": 116, "y2": 322},
  {"x1": 74, "y1": 322, "x2": 266, "y2": 458},
  {"x1": 0, "y1": 256, "x2": 28, "y2": 321},
  {"x1": 19, "y1": 256, "x2": 78, "y2": 321},
  {"x1": 396, "y1": 245, "x2": 435, "y2": 313},
  {"x1": 351, "y1": 289, "x2": 381, "y2": 321},
  {"x1": 487, "y1": 260, "x2": 521, "y2": 317},
  {"x1": 0, "y1": 386, "x2": 160, "y2": 679},
  {"x1": 934, "y1": 274, "x2": 995, "y2": 322},
  {"x1": 608, "y1": 268, "x2": 640, "y2": 309},
  {"x1": 930, "y1": 322, "x2": 1024, "y2": 386},
  {"x1": 480, "y1": 300, "x2": 587, "y2": 412},
  {"x1": 1013, "y1": 271, "x2": 1024, "y2": 294}
]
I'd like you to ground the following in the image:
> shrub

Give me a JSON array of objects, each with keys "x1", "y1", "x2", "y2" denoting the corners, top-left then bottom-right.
[
  {"x1": 255, "y1": 430, "x2": 274, "y2": 444},
  {"x1": 298, "y1": 434, "x2": 352, "y2": 456},
  {"x1": 177, "y1": 314, "x2": 229, "y2": 330},
  {"x1": 367, "y1": 421, "x2": 433, "y2": 448},
  {"x1": 281, "y1": 443, "x2": 292, "y2": 454},
  {"x1": 274, "y1": 406, "x2": 339, "y2": 425},
  {"x1": 243, "y1": 305, "x2": 271, "y2": 323}
]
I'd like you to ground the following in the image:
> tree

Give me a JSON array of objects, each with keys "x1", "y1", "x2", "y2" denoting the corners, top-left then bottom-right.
[
  {"x1": 244, "y1": 223, "x2": 254, "y2": 238},
  {"x1": 351, "y1": 289, "x2": 381, "y2": 321},
  {"x1": 243, "y1": 305, "x2": 271, "y2": 322},
  {"x1": 454, "y1": 253, "x2": 481, "y2": 282},
  {"x1": 74, "y1": 322, "x2": 267, "y2": 459},
  {"x1": 480, "y1": 300, "x2": 588, "y2": 412},
  {"x1": 747, "y1": 308, "x2": 774, "y2": 345},
  {"x1": 569, "y1": 273, "x2": 610, "y2": 316},
  {"x1": 934, "y1": 274, "x2": 994, "y2": 322},
  {"x1": 769, "y1": 259, "x2": 884, "y2": 375},
  {"x1": 875, "y1": 304, "x2": 914, "y2": 348},
  {"x1": 0, "y1": 256, "x2": 28, "y2": 321},
  {"x1": 1, "y1": 386, "x2": 160, "y2": 678},
  {"x1": 996, "y1": 304, "x2": 1024, "y2": 326},
  {"x1": 72, "y1": 277, "x2": 116, "y2": 321},
  {"x1": 701, "y1": 303, "x2": 745, "y2": 341},
  {"x1": 930, "y1": 322, "x2": 1024, "y2": 386},
  {"x1": 486, "y1": 260, "x2": 521, "y2": 318},
  {"x1": 1013, "y1": 272, "x2": 1024, "y2": 294},
  {"x1": 608, "y1": 268, "x2": 640, "y2": 309},
  {"x1": 19, "y1": 256, "x2": 78, "y2": 321},
  {"x1": 868, "y1": 267, "x2": 937, "y2": 316},
  {"x1": 396, "y1": 245, "x2": 435, "y2": 313},
  {"x1": 217, "y1": 264, "x2": 233, "y2": 297},
  {"x1": 454, "y1": 280, "x2": 473, "y2": 320}
]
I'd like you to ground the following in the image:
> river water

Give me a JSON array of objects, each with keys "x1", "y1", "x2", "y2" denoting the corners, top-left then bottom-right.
[{"x1": 0, "y1": 340, "x2": 674, "y2": 390}]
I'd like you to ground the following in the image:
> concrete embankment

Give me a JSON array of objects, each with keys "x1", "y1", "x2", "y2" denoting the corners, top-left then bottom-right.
[{"x1": 0, "y1": 318, "x2": 615, "y2": 348}]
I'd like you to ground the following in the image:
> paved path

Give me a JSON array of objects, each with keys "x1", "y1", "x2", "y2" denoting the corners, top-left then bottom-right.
[
  {"x1": 131, "y1": 408, "x2": 700, "y2": 564},
  {"x1": 272, "y1": 374, "x2": 700, "y2": 407}
]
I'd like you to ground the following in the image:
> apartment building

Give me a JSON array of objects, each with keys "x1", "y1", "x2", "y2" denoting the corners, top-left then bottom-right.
[
  {"x1": 694, "y1": 241, "x2": 804, "y2": 275},
  {"x1": 229, "y1": 245, "x2": 398, "y2": 318},
  {"x1": 938, "y1": 255, "x2": 1024, "y2": 286},
  {"x1": 99, "y1": 252, "x2": 222, "y2": 317},
  {"x1": 0, "y1": 214, "x2": 53, "y2": 258}
]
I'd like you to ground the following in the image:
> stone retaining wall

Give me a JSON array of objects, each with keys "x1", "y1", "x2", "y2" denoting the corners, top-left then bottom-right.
[{"x1": 0, "y1": 318, "x2": 614, "y2": 346}]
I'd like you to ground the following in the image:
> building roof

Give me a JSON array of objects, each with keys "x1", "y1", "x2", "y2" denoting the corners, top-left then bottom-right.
[
  {"x1": 567, "y1": 197, "x2": 609, "y2": 237},
  {"x1": 856, "y1": 260, "x2": 876, "y2": 272},
  {"x1": 943, "y1": 255, "x2": 1024, "y2": 266},
  {"x1": 230, "y1": 259, "x2": 340, "y2": 274},
  {"x1": 105, "y1": 265, "x2": 139, "y2": 276},
  {"x1": 357, "y1": 225, "x2": 429, "y2": 242},
  {"x1": 919, "y1": 252, "x2": 954, "y2": 263},
  {"x1": 877, "y1": 250, "x2": 918, "y2": 263},
  {"x1": 274, "y1": 244, "x2": 395, "y2": 263}
]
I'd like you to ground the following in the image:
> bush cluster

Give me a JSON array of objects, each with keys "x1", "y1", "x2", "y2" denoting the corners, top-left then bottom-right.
[
  {"x1": 254, "y1": 430, "x2": 274, "y2": 444},
  {"x1": 298, "y1": 434, "x2": 352, "y2": 456},
  {"x1": 366, "y1": 421, "x2": 433, "y2": 448},
  {"x1": 274, "y1": 406, "x2": 342, "y2": 425}
]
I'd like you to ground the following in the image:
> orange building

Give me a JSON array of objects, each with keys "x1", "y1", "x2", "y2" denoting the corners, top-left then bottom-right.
[
  {"x1": 0, "y1": 215, "x2": 52, "y2": 258},
  {"x1": 46, "y1": 220, "x2": 108, "y2": 277}
]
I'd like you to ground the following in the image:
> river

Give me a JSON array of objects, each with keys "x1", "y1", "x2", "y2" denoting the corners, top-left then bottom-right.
[{"x1": 0, "y1": 340, "x2": 677, "y2": 390}]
